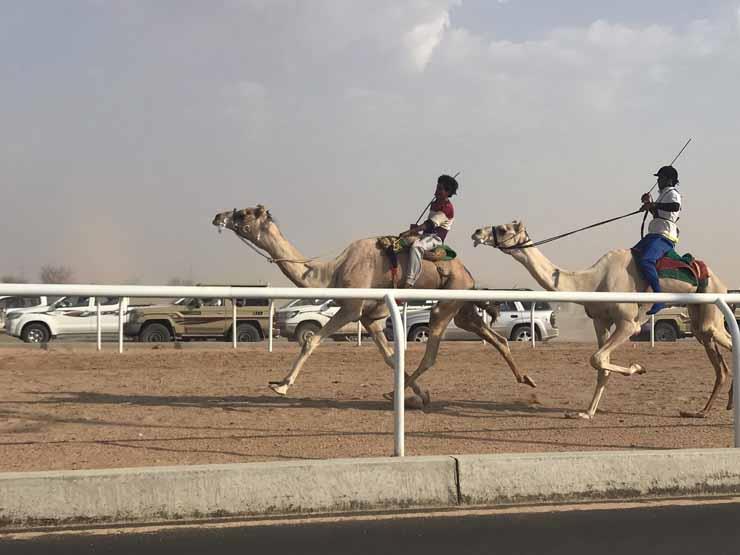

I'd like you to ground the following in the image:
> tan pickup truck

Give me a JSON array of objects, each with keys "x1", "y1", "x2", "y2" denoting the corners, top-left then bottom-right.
[
  {"x1": 124, "y1": 292, "x2": 272, "y2": 343},
  {"x1": 631, "y1": 305, "x2": 692, "y2": 342}
]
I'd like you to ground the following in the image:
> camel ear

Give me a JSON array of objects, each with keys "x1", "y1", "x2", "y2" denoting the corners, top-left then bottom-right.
[
  {"x1": 266, "y1": 209, "x2": 273, "y2": 221},
  {"x1": 514, "y1": 220, "x2": 525, "y2": 232},
  {"x1": 255, "y1": 204, "x2": 266, "y2": 217}
]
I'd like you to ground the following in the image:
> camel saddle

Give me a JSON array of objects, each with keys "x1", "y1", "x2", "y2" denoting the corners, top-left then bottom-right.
[
  {"x1": 377, "y1": 235, "x2": 457, "y2": 287},
  {"x1": 650, "y1": 250, "x2": 709, "y2": 290}
]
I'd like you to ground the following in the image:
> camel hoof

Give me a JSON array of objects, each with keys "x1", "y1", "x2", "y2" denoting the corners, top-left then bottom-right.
[
  {"x1": 679, "y1": 410, "x2": 707, "y2": 419},
  {"x1": 383, "y1": 391, "x2": 430, "y2": 409},
  {"x1": 405, "y1": 393, "x2": 426, "y2": 410},
  {"x1": 564, "y1": 411, "x2": 592, "y2": 420},
  {"x1": 631, "y1": 363, "x2": 646, "y2": 375},
  {"x1": 521, "y1": 375, "x2": 537, "y2": 388},
  {"x1": 268, "y1": 381, "x2": 290, "y2": 396}
]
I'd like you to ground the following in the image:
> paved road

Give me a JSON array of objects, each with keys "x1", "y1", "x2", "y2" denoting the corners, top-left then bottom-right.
[{"x1": 3, "y1": 500, "x2": 740, "y2": 554}]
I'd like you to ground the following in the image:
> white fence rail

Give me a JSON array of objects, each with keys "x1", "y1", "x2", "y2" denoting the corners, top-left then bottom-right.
[{"x1": 2, "y1": 284, "x2": 740, "y2": 454}]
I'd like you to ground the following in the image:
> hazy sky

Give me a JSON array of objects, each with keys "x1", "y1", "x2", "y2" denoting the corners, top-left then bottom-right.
[{"x1": 2, "y1": 1, "x2": 740, "y2": 288}]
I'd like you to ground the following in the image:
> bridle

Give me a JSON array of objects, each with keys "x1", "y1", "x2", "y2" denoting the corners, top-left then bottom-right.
[{"x1": 490, "y1": 228, "x2": 533, "y2": 251}]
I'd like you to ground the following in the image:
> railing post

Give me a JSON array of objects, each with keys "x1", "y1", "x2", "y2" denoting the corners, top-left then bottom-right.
[
  {"x1": 403, "y1": 302, "x2": 408, "y2": 351},
  {"x1": 715, "y1": 298, "x2": 740, "y2": 447},
  {"x1": 384, "y1": 293, "x2": 405, "y2": 457},
  {"x1": 232, "y1": 300, "x2": 237, "y2": 349},
  {"x1": 530, "y1": 303, "x2": 536, "y2": 348},
  {"x1": 118, "y1": 298, "x2": 125, "y2": 354},
  {"x1": 357, "y1": 320, "x2": 362, "y2": 346},
  {"x1": 96, "y1": 298, "x2": 102, "y2": 352},
  {"x1": 650, "y1": 314, "x2": 655, "y2": 347},
  {"x1": 268, "y1": 299, "x2": 274, "y2": 353}
]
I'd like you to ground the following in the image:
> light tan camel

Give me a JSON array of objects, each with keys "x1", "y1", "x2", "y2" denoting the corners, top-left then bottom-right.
[
  {"x1": 212, "y1": 205, "x2": 535, "y2": 406},
  {"x1": 472, "y1": 221, "x2": 733, "y2": 419}
]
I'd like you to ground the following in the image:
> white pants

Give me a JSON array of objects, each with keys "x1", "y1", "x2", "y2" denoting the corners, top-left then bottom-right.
[{"x1": 406, "y1": 234, "x2": 443, "y2": 287}]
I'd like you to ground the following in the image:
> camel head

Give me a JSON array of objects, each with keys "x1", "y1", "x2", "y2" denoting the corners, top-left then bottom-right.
[
  {"x1": 212, "y1": 205, "x2": 275, "y2": 247},
  {"x1": 471, "y1": 221, "x2": 530, "y2": 251}
]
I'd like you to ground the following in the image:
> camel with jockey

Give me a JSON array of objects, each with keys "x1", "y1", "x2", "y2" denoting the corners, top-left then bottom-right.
[
  {"x1": 212, "y1": 205, "x2": 535, "y2": 407},
  {"x1": 472, "y1": 220, "x2": 732, "y2": 419}
]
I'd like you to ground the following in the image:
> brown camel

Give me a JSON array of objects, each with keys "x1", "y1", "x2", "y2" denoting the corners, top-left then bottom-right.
[
  {"x1": 212, "y1": 205, "x2": 535, "y2": 406},
  {"x1": 472, "y1": 221, "x2": 733, "y2": 419}
]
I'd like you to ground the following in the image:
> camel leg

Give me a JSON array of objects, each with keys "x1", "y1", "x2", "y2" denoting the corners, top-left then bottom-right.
[
  {"x1": 592, "y1": 317, "x2": 611, "y2": 348},
  {"x1": 678, "y1": 338, "x2": 727, "y2": 418},
  {"x1": 677, "y1": 305, "x2": 734, "y2": 417},
  {"x1": 268, "y1": 302, "x2": 363, "y2": 396},
  {"x1": 360, "y1": 315, "x2": 429, "y2": 406},
  {"x1": 361, "y1": 316, "x2": 395, "y2": 369},
  {"x1": 709, "y1": 319, "x2": 734, "y2": 411},
  {"x1": 566, "y1": 318, "x2": 643, "y2": 420},
  {"x1": 453, "y1": 303, "x2": 536, "y2": 387},
  {"x1": 401, "y1": 301, "x2": 461, "y2": 404}
]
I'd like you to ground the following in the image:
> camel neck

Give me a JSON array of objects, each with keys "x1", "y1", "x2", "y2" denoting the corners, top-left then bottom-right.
[
  {"x1": 260, "y1": 227, "x2": 335, "y2": 288},
  {"x1": 510, "y1": 246, "x2": 601, "y2": 292}
]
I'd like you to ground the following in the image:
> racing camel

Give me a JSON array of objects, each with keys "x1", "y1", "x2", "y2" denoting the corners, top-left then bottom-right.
[
  {"x1": 472, "y1": 220, "x2": 732, "y2": 419},
  {"x1": 212, "y1": 205, "x2": 535, "y2": 407}
]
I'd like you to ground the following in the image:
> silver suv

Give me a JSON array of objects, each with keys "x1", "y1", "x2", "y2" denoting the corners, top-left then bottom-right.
[{"x1": 384, "y1": 295, "x2": 559, "y2": 343}]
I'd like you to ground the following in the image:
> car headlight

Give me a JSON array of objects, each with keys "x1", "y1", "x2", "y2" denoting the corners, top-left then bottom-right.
[
  {"x1": 6, "y1": 313, "x2": 22, "y2": 321},
  {"x1": 281, "y1": 311, "x2": 299, "y2": 320}
]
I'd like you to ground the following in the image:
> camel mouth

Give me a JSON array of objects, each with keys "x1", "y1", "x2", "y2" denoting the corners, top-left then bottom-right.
[
  {"x1": 470, "y1": 231, "x2": 491, "y2": 248},
  {"x1": 212, "y1": 213, "x2": 233, "y2": 234}
]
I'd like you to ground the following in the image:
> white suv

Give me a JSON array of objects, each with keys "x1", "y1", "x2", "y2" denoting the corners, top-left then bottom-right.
[
  {"x1": 275, "y1": 299, "x2": 357, "y2": 344},
  {"x1": 384, "y1": 296, "x2": 559, "y2": 343},
  {"x1": 5, "y1": 296, "x2": 130, "y2": 343},
  {"x1": 275, "y1": 298, "x2": 435, "y2": 345}
]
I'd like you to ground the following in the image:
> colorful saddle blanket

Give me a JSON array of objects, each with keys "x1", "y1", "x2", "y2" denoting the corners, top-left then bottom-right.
[
  {"x1": 377, "y1": 235, "x2": 457, "y2": 287},
  {"x1": 655, "y1": 250, "x2": 709, "y2": 288},
  {"x1": 376, "y1": 236, "x2": 457, "y2": 261}
]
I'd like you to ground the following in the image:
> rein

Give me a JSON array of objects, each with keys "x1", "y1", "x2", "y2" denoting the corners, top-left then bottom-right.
[
  {"x1": 495, "y1": 209, "x2": 643, "y2": 250},
  {"x1": 235, "y1": 235, "x2": 321, "y2": 264}
]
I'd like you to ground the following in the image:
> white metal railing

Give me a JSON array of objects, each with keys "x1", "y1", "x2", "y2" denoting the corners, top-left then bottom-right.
[{"x1": 2, "y1": 284, "x2": 740, "y2": 454}]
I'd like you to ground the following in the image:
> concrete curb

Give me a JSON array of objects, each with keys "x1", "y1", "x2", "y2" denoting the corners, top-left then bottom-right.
[
  {"x1": 456, "y1": 449, "x2": 740, "y2": 506},
  {"x1": 2, "y1": 449, "x2": 740, "y2": 528},
  {"x1": 0, "y1": 456, "x2": 457, "y2": 528}
]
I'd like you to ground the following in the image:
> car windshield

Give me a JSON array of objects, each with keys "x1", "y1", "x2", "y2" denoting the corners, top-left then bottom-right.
[
  {"x1": 520, "y1": 301, "x2": 552, "y2": 311},
  {"x1": 287, "y1": 298, "x2": 327, "y2": 307},
  {"x1": 50, "y1": 296, "x2": 90, "y2": 309},
  {"x1": 0, "y1": 296, "x2": 41, "y2": 309}
]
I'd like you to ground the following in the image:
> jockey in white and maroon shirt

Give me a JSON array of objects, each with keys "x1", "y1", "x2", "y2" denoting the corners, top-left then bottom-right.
[{"x1": 404, "y1": 175, "x2": 458, "y2": 288}]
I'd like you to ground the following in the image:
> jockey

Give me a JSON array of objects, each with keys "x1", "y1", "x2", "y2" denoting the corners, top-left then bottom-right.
[
  {"x1": 404, "y1": 174, "x2": 458, "y2": 288},
  {"x1": 632, "y1": 165, "x2": 682, "y2": 315}
]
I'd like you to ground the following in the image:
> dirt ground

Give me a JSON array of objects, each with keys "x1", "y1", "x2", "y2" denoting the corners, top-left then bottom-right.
[{"x1": 0, "y1": 340, "x2": 734, "y2": 472}]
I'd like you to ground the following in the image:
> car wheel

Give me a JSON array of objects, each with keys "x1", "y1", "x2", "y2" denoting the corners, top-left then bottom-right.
[
  {"x1": 139, "y1": 323, "x2": 173, "y2": 342},
  {"x1": 511, "y1": 325, "x2": 540, "y2": 342},
  {"x1": 654, "y1": 321, "x2": 678, "y2": 342},
  {"x1": 235, "y1": 323, "x2": 261, "y2": 342},
  {"x1": 21, "y1": 323, "x2": 50, "y2": 343},
  {"x1": 296, "y1": 322, "x2": 321, "y2": 345},
  {"x1": 409, "y1": 325, "x2": 430, "y2": 343}
]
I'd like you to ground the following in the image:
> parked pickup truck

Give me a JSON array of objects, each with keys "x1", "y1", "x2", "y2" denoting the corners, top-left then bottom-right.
[
  {"x1": 5, "y1": 296, "x2": 134, "y2": 343},
  {"x1": 0, "y1": 295, "x2": 49, "y2": 329},
  {"x1": 124, "y1": 294, "x2": 272, "y2": 342}
]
